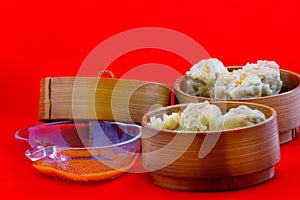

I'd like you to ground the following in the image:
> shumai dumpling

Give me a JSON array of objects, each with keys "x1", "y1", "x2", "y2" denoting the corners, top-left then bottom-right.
[
  {"x1": 180, "y1": 101, "x2": 222, "y2": 131},
  {"x1": 149, "y1": 112, "x2": 181, "y2": 130},
  {"x1": 185, "y1": 58, "x2": 229, "y2": 97},
  {"x1": 215, "y1": 105, "x2": 266, "y2": 130},
  {"x1": 186, "y1": 78, "x2": 210, "y2": 97},
  {"x1": 214, "y1": 69, "x2": 263, "y2": 100},
  {"x1": 243, "y1": 60, "x2": 283, "y2": 96}
]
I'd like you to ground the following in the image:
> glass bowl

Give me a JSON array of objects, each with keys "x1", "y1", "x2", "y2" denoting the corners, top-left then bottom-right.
[{"x1": 15, "y1": 121, "x2": 141, "y2": 182}]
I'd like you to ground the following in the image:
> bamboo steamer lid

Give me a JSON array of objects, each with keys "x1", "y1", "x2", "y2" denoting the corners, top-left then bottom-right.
[
  {"x1": 141, "y1": 101, "x2": 280, "y2": 191},
  {"x1": 174, "y1": 67, "x2": 300, "y2": 144},
  {"x1": 39, "y1": 70, "x2": 172, "y2": 123}
]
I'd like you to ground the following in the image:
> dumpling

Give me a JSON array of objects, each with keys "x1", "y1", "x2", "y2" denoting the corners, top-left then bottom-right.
[
  {"x1": 186, "y1": 78, "x2": 210, "y2": 97},
  {"x1": 148, "y1": 102, "x2": 266, "y2": 131},
  {"x1": 215, "y1": 105, "x2": 266, "y2": 130},
  {"x1": 148, "y1": 101, "x2": 222, "y2": 131},
  {"x1": 214, "y1": 69, "x2": 263, "y2": 99},
  {"x1": 243, "y1": 60, "x2": 283, "y2": 96},
  {"x1": 149, "y1": 112, "x2": 181, "y2": 130},
  {"x1": 180, "y1": 101, "x2": 222, "y2": 131},
  {"x1": 186, "y1": 58, "x2": 229, "y2": 97}
]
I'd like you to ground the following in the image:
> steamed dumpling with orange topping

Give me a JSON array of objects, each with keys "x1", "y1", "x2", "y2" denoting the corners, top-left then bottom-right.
[
  {"x1": 185, "y1": 58, "x2": 229, "y2": 97},
  {"x1": 243, "y1": 60, "x2": 283, "y2": 96},
  {"x1": 214, "y1": 69, "x2": 263, "y2": 99}
]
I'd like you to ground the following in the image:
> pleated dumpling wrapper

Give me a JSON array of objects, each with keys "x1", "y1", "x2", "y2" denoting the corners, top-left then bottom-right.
[
  {"x1": 149, "y1": 112, "x2": 181, "y2": 130},
  {"x1": 215, "y1": 105, "x2": 266, "y2": 130},
  {"x1": 214, "y1": 69, "x2": 263, "y2": 99},
  {"x1": 242, "y1": 60, "x2": 283, "y2": 96},
  {"x1": 148, "y1": 101, "x2": 266, "y2": 131},
  {"x1": 180, "y1": 101, "x2": 222, "y2": 131},
  {"x1": 149, "y1": 101, "x2": 222, "y2": 131},
  {"x1": 185, "y1": 58, "x2": 229, "y2": 97}
]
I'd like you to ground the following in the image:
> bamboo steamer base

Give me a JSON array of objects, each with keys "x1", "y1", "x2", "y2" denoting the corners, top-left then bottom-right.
[
  {"x1": 150, "y1": 167, "x2": 275, "y2": 191},
  {"x1": 142, "y1": 102, "x2": 279, "y2": 192},
  {"x1": 280, "y1": 127, "x2": 299, "y2": 144}
]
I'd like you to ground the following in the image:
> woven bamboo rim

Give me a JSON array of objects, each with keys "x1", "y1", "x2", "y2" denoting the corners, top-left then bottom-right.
[
  {"x1": 141, "y1": 101, "x2": 280, "y2": 191},
  {"x1": 39, "y1": 70, "x2": 171, "y2": 123},
  {"x1": 174, "y1": 67, "x2": 300, "y2": 144}
]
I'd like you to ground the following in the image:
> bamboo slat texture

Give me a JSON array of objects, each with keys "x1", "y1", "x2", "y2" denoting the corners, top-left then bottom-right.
[
  {"x1": 39, "y1": 72, "x2": 171, "y2": 123},
  {"x1": 142, "y1": 101, "x2": 280, "y2": 191}
]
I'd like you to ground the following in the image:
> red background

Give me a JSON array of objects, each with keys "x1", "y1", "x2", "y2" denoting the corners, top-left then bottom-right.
[{"x1": 0, "y1": 0, "x2": 299, "y2": 199}]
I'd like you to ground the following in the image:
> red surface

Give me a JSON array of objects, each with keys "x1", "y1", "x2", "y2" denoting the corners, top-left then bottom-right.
[{"x1": 1, "y1": 0, "x2": 300, "y2": 199}]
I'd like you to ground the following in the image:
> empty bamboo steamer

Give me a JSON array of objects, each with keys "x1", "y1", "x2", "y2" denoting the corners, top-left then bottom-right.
[
  {"x1": 142, "y1": 101, "x2": 280, "y2": 191},
  {"x1": 174, "y1": 67, "x2": 300, "y2": 144},
  {"x1": 39, "y1": 70, "x2": 172, "y2": 123}
]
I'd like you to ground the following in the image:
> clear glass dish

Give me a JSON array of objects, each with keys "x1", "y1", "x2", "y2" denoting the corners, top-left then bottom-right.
[{"x1": 15, "y1": 121, "x2": 141, "y2": 182}]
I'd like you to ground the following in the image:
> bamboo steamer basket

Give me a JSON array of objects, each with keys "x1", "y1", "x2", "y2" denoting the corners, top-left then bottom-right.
[
  {"x1": 39, "y1": 70, "x2": 171, "y2": 123},
  {"x1": 174, "y1": 67, "x2": 300, "y2": 144},
  {"x1": 141, "y1": 101, "x2": 280, "y2": 191}
]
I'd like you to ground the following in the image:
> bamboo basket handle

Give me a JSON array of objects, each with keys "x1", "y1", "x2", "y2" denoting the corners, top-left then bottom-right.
[{"x1": 97, "y1": 70, "x2": 115, "y2": 78}]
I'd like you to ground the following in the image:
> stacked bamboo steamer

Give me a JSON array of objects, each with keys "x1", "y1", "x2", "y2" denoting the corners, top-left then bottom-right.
[
  {"x1": 174, "y1": 67, "x2": 300, "y2": 144},
  {"x1": 141, "y1": 65, "x2": 300, "y2": 191}
]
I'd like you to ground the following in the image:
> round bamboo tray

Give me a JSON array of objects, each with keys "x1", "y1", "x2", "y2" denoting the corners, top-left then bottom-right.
[
  {"x1": 39, "y1": 71, "x2": 171, "y2": 123},
  {"x1": 174, "y1": 67, "x2": 300, "y2": 144},
  {"x1": 141, "y1": 101, "x2": 280, "y2": 191}
]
